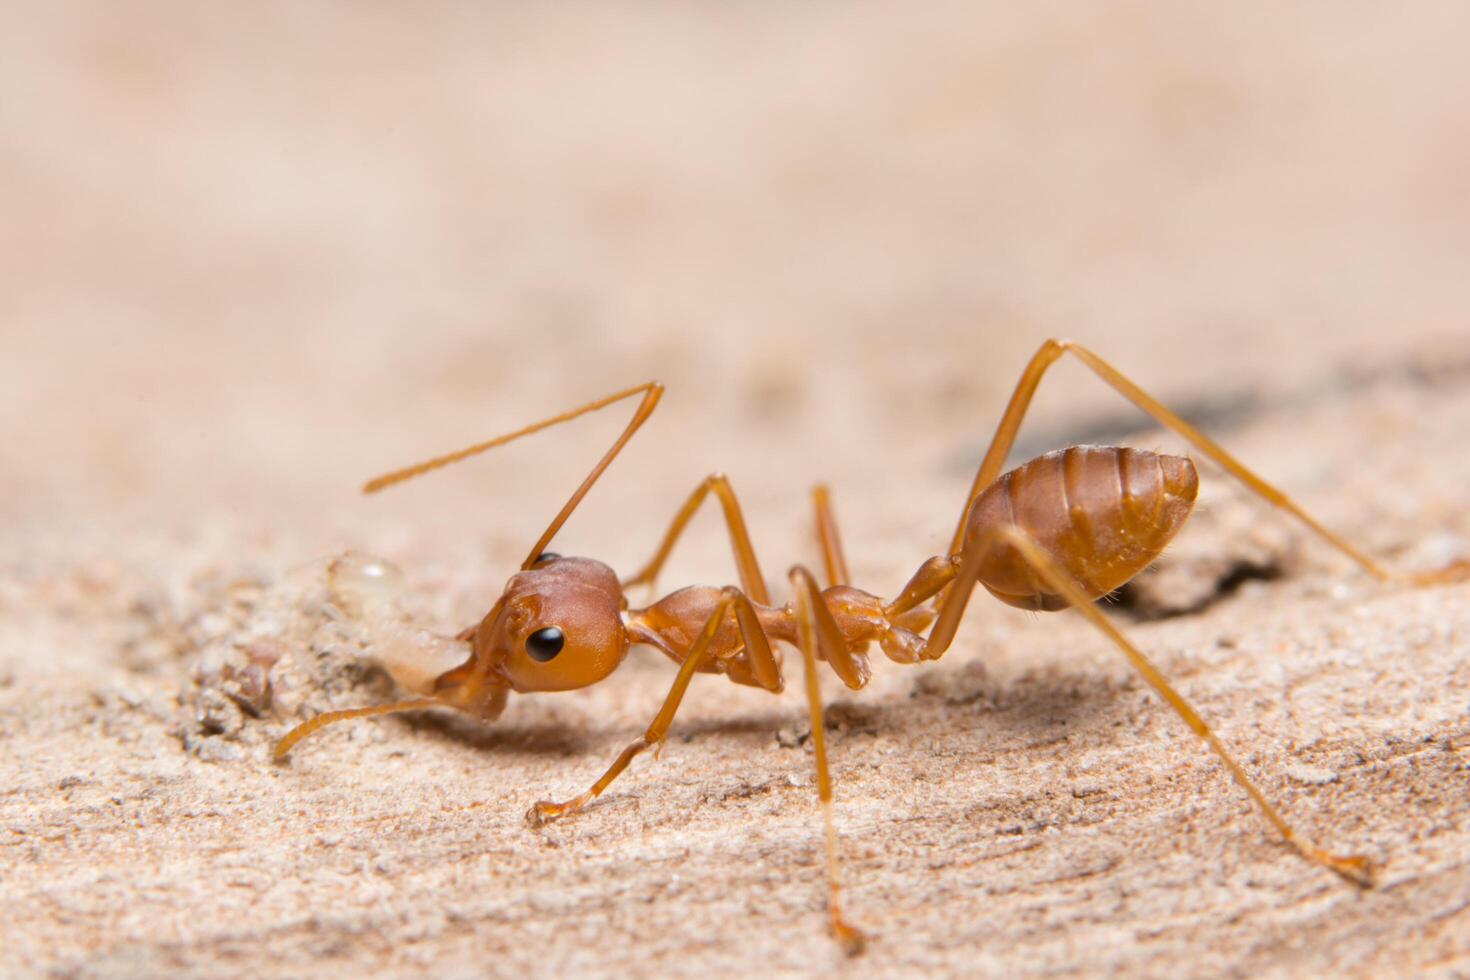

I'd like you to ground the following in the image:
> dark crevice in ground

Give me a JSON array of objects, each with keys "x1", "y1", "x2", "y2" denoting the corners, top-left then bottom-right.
[{"x1": 1111, "y1": 556, "x2": 1285, "y2": 621}]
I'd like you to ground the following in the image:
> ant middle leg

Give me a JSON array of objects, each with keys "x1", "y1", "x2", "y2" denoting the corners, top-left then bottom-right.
[
  {"x1": 789, "y1": 565, "x2": 868, "y2": 953},
  {"x1": 812, "y1": 484, "x2": 946, "y2": 639},
  {"x1": 949, "y1": 339, "x2": 1468, "y2": 585},
  {"x1": 623, "y1": 473, "x2": 772, "y2": 603}
]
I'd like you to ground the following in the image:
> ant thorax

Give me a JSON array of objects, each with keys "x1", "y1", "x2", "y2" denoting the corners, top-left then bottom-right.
[{"x1": 625, "y1": 581, "x2": 928, "y2": 692}]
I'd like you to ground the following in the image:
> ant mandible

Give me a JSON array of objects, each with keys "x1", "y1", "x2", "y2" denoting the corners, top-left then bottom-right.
[{"x1": 275, "y1": 339, "x2": 1468, "y2": 952}]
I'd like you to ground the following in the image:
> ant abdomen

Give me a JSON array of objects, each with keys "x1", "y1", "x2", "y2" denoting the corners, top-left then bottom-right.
[{"x1": 966, "y1": 445, "x2": 1199, "y2": 611}]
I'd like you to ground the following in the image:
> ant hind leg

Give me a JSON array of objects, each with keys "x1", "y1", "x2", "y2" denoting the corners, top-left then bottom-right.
[
  {"x1": 951, "y1": 339, "x2": 1468, "y2": 586},
  {"x1": 988, "y1": 523, "x2": 1373, "y2": 885}
]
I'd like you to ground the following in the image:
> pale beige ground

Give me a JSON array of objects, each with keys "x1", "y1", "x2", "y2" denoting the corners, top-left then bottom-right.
[{"x1": 4, "y1": 4, "x2": 1470, "y2": 978}]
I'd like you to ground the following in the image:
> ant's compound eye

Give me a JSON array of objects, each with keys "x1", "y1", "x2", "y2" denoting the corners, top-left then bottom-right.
[
  {"x1": 533, "y1": 552, "x2": 561, "y2": 567},
  {"x1": 525, "y1": 626, "x2": 565, "y2": 662}
]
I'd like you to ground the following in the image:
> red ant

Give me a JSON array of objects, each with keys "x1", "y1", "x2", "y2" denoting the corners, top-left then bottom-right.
[{"x1": 275, "y1": 339, "x2": 1468, "y2": 951}]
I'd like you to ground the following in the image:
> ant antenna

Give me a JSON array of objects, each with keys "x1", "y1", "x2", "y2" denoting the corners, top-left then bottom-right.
[{"x1": 362, "y1": 382, "x2": 663, "y2": 570}]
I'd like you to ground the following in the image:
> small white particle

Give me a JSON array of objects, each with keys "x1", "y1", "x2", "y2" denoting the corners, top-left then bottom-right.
[{"x1": 1285, "y1": 764, "x2": 1338, "y2": 786}]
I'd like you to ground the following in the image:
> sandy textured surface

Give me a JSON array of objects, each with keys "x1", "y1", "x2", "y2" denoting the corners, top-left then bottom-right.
[{"x1": 4, "y1": 3, "x2": 1470, "y2": 978}]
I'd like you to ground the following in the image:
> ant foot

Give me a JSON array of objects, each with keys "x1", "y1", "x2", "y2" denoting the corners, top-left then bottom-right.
[
  {"x1": 1409, "y1": 560, "x2": 1470, "y2": 586},
  {"x1": 1316, "y1": 848, "x2": 1375, "y2": 888},
  {"x1": 525, "y1": 792, "x2": 592, "y2": 827},
  {"x1": 833, "y1": 917, "x2": 870, "y2": 956}
]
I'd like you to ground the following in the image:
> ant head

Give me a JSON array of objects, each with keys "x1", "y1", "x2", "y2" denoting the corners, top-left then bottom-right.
[{"x1": 474, "y1": 555, "x2": 629, "y2": 693}]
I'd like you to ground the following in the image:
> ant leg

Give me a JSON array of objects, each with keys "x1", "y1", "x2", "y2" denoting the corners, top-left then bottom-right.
[
  {"x1": 273, "y1": 698, "x2": 443, "y2": 760},
  {"x1": 917, "y1": 526, "x2": 1369, "y2": 879},
  {"x1": 949, "y1": 339, "x2": 1467, "y2": 585},
  {"x1": 527, "y1": 588, "x2": 779, "y2": 822},
  {"x1": 908, "y1": 539, "x2": 992, "y2": 662},
  {"x1": 720, "y1": 588, "x2": 784, "y2": 692},
  {"x1": 882, "y1": 556, "x2": 958, "y2": 619},
  {"x1": 361, "y1": 381, "x2": 665, "y2": 572},
  {"x1": 623, "y1": 473, "x2": 772, "y2": 603},
  {"x1": 789, "y1": 566, "x2": 868, "y2": 953},
  {"x1": 979, "y1": 524, "x2": 1373, "y2": 884},
  {"x1": 811, "y1": 484, "x2": 852, "y2": 588}
]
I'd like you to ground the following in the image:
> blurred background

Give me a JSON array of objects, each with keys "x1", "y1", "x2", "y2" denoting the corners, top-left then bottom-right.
[
  {"x1": 7, "y1": 8, "x2": 1470, "y2": 974},
  {"x1": 4, "y1": 1, "x2": 1470, "y2": 575}
]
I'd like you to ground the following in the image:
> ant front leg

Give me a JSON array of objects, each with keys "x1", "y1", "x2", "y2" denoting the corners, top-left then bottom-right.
[
  {"x1": 274, "y1": 698, "x2": 444, "y2": 760},
  {"x1": 950, "y1": 339, "x2": 1469, "y2": 585},
  {"x1": 526, "y1": 589, "x2": 778, "y2": 824},
  {"x1": 810, "y1": 484, "x2": 852, "y2": 588},
  {"x1": 623, "y1": 473, "x2": 773, "y2": 603}
]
